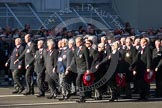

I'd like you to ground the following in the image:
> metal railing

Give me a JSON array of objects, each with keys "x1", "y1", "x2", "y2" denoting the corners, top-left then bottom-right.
[
  {"x1": 4, "y1": 3, "x2": 24, "y2": 28},
  {"x1": 27, "y1": 4, "x2": 47, "y2": 29},
  {"x1": 71, "y1": 8, "x2": 87, "y2": 27},
  {"x1": 55, "y1": 12, "x2": 67, "y2": 27},
  {"x1": 88, "y1": 4, "x2": 112, "y2": 29}
]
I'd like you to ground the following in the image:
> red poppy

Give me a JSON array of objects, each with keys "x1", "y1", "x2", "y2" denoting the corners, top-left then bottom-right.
[
  {"x1": 115, "y1": 73, "x2": 126, "y2": 87},
  {"x1": 83, "y1": 71, "x2": 95, "y2": 86}
]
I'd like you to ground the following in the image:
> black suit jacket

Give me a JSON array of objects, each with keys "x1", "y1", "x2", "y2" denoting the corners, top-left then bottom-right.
[
  {"x1": 18, "y1": 42, "x2": 36, "y2": 67},
  {"x1": 7, "y1": 45, "x2": 24, "y2": 70},
  {"x1": 45, "y1": 49, "x2": 58, "y2": 75},
  {"x1": 70, "y1": 45, "x2": 90, "y2": 73},
  {"x1": 27, "y1": 49, "x2": 46, "y2": 73},
  {"x1": 131, "y1": 46, "x2": 152, "y2": 77},
  {"x1": 66, "y1": 47, "x2": 76, "y2": 73},
  {"x1": 88, "y1": 47, "x2": 98, "y2": 68},
  {"x1": 121, "y1": 46, "x2": 137, "y2": 65},
  {"x1": 153, "y1": 47, "x2": 162, "y2": 69}
]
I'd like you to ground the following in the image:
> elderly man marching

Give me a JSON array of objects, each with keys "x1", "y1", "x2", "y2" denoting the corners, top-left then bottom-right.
[
  {"x1": 14, "y1": 34, "x2": 36, "y2": 95},
  {"x1": 25, "y1": 40, "x2": 46, "y2": 97},
  {"x1": 5, "y1": 38, "x2": 25, "y2": 94},
  {"x1": 67, "y1": 37, "x2": 90, "y2": 103}
]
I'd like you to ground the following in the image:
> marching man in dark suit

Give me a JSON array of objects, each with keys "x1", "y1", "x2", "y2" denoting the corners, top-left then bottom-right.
[
  {"x1": 85, "y1": 39, "x2": 97, "y2": 98},
  {"x1": 5, "y1": 38, "x2": 25, "y2": 94},
  {"x1": 153, "y1": 40, "x2": 162, "y2": 97},
  {"x1": 67, "y1": 37, "x2": 90, "y2": 103},
  {"x1": 45, "y1": 39, "x2": 58, "y2": 99},
  {"x1": 26, "y1": 40, "x2": 46, "y2": 97},
  {"x1": 14, "y1": 34, "x2": 36, "y2": 95},
  {"x1": 121, "y1": 37, "x2": 137, "y2": 98},
  {"x1": 130, "y1": 38, "x2": 152, "y2": 100},
  {"x1": 65, "y1": 39, "x2": 77, "y2": 96}
]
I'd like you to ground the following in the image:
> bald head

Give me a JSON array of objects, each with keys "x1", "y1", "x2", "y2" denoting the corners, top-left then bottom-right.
[{"x1": 15, "y1": 38, "x2": 22, "y2": 46}]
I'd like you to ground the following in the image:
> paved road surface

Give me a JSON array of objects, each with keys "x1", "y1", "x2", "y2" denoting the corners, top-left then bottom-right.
[{"x1": 0, "y1": 87, "x2": 162, "y2": 108}]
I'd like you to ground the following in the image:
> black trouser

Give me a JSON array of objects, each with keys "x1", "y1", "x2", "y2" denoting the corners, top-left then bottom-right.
[
  {"x1": 94, "y1": 71, "x2": 107, "y2": 98},
  {"x1": 136, "y1": 68, "x2": 150, "y2": 99},
  {"x1": 65, "y1": 71, "x2": 77, "y2": 94},
  {"x1": 69, "y1": 72, "x2": 77, "y2": 87},
  {"x1": 12, "y1": 69, "x2": 24, "y2": 90},
  {"x1": 155, "y1": 70, "x2": 162, "y2": 97},
  {"x1": 108, "y1": 77, "x2": 118, "y2": 99},
  {"x1": 46, "y1": 73, "x2": 57, "y2": 95},
  {"x1": 25, "y1": 67, "x2": 34, "y2": 93},
  {"x1": 137, "y1": 79, "x2": 150, "y2": 98},
  {"x1": 36, "y1": 71, "x2": 45, "y2": 95},
  {"x1": 76, "y1": 73, "x2": 85, "y2": 98},
  {"x1": 125, "y1": 71, "x2": 133, "y2": 97}
]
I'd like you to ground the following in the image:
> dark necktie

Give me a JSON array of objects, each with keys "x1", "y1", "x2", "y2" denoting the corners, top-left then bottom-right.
[{"x1": 77, "y1": 48, "x2": 80, "y2": 56}]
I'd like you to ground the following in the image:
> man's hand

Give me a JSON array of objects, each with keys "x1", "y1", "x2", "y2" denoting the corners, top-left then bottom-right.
[
  {"x1": 53, "y1": 68, "x2": 56, "y2": 73},
  {"x1": 155, "y1": 68, "x2": 158, "y2": 72},
  {"x1": 108, "y1": 55, "x2": 111, "y2": 59},
  {"x1": 147, "y1": 68, "x2": 150, "y2": 72},
  {"x1": 5, "y1": 63, "x2": 8, "y2": 67},
  {"x1": 14, "y1": 59, "x2": 19, "y2": 64},
  {"x1": 133, "y1": 71, "x2": 136, "y2": 76},
  {"x1": 18, "y1": 65, "x2": 22, "y2": 70},
  {"x1": 86, "y1": 70, "x2": 90, "y2": 74},
  {"x1": 25, "y1": 65, "x2": 29, "y2": 69},
  {"x1": 95, "y1": 64, "x2": 99, "y2": 69},
  {"x1": 65, "y1": 70, "x2": 69, "y2": 76},
  {"x1": 66, "y1": 66, "x2": 71, "y2": 71}
]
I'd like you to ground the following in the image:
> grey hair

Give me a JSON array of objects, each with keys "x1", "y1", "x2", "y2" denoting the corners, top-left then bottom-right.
[
  {"x1": 38, "y1": 40, "x2": 44, "y2": 45},
  {"x1": 68, "y1": 38, "x2": 75, "y2": 44},
  {"x1": 15, "y1": 38, "x2": 22, "y2": 44},
  {"x1": 47, "y1": 39, "x2": 55, "y2": 46}
]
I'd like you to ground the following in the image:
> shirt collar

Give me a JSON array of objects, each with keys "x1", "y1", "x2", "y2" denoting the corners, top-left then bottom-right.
[
  {"x1": 16, "y1": 45, "x2": 21, "y2": 49},
  {"x1": 27, "y1": 41, "x2": 31, "y2": 46},
  {"x1": 39, "y1": 48, "x2": 43, "y2": 51},
  {"x1": 79, "y1": 46, "x2": 82, "y2": 49},
  {"x1": 62, "y1": 47, "x2": 67, "y2": 50}
]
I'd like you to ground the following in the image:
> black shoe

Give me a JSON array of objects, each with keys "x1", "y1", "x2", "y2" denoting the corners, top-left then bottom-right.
[
  {"x1": 47, "y1": 95, "x2": 53, "y2": 99},
  {"x1": 31, "y1": 91, "x2": 34, "y2": 95},
  {"x1": 53, "y1": 94, "x2": 57, "y2": 99},
  {"x1": 71, "y1": 92, "x2": 77, "y2": 96},
  {"x1": 138, "y1": 97, "x2": 148, "y2": 101},
  {"x1": 109, "y1": 99, "x2": 115, "y2": 102},
  {"x1": 95, "y1": 96, "x2": 102, "y2": 100},
  {"x1": 12, "y1": 90, "x2": 19, "y2": 94},
  {"x1": 47, "y1": 93, "x2": 57, "y2": 99},
  {"x1": 23, "y1": 92, "x2": 30, "y2": 95},
  {"x1": 59, "y1": 96, "x2": 65, "y2": 101},
  {"x1": 76, "y1": 98, "x2": 85, "y2": 103},
  {"x1": 47, "y1": 95, "x2": 54, "y2": 99},
  {"x1": 123, "y1": 95, "x2": 132, "y2": 99},
  {"x1": 18, "y1": 88, "x2": 25, "y2": 94},
  {"x1": 109, "y1": 98, "x2": 118, "y2": 102},
  {"x1": 37, "y1": 94, "x2": 45, "y2": 97},
  {"x1": 64, "y1": 94, "x2": 70, "y2": 100}
]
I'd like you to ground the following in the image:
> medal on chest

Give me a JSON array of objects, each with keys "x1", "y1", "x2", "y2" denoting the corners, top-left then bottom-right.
[
  {"x1": 26, "y1": 49, "x2": 30, "y2": 53},
  {"x1": 79, "y1": 54, "x2": 82, "y2": 58},
  {"x1": 126, "y1": 52, "x2": 130, "y2": 57}
]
